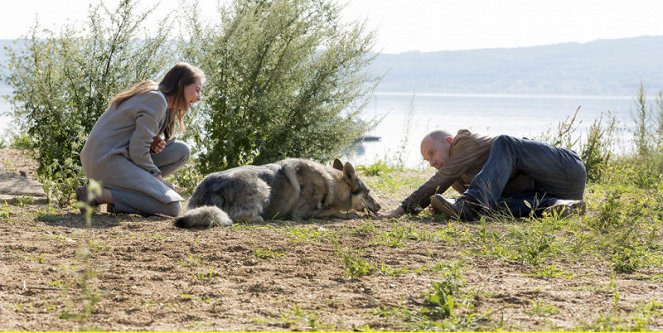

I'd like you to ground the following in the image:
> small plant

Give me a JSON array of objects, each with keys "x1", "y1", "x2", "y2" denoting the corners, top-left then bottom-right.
[
  {"x1": 194, "y1": 268, "x2": 216, "y2": 280},
  {"x1": 356, "y1": 160, "x2": 394, "y2": 176},
  {"x1": 379, "y1": 263, "x2": 413, "y2": 276},
  {"x1": 581, "y1": 112, "x2": 616, "y2": 182},
  {"x1": 59, "y1": 247, "x2": 101, "y2": 324},
  {"x1": 278, "y1": 304, "x2": 336, "y2": 331},
  {"x1": 525, "y1": 300, "x2": 559, "y2": 316},
  {"x1": 420, "y1": 262, "x2": 465, "y2": 320},
  {"x1": 339, "y1": 250, "x2": 375, "y2": 279},
  {"x1": 591, "y1": 189, "x2": 623, "y2": 231},
  {"x1": 178, "y1": 255, "x2": 203, "y2": 267},
  {"x1": 14, "y1": 195, "x2": 33, "y2": 207},
  {"x1": 526, "y1": 265, "x2": 573, "y2": 279},
  {"x1": 80, "y1": 179, "x2": 102, "y2": 228},
  {"x1": 254, "y1": 248, "x2": 285, "y2": 260},
  {"x1": 611, "y1": 242, "x2": 646, "y2": 273},
  {"x1": 0, "y1": 201, "x2": 11, "y2": 221}
]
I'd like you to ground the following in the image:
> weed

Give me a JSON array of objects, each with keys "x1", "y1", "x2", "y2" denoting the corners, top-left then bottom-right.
[
  {"x1": 356, "y1": 160, "x2": 394, "y2": 176},
  {"x1": 254, "y1": 247, "x2": 285, "y2": 260},
  {"x1": 0, "y1": 201, "x2": 11, "y2": 221},
  {"x1": 14, "y1": 195, "x2": 33, "y2": 207},
  {"x1": 284, "y1": 226, "x2": 324, "y2": 243},
  {"x1": 420, "y1": 263, "x2": 465, "y2": 320},
  {"x1": 194, "y1": 268, "x2": 216, "y2": 281},
  {"x1": 178, "y1": 255, "x2": 203, "y2": 267},
  {"x1": 372, "y1": 223, "x2": 421, "y2": 248},
  {"x1": 379, "y1": 263, "x2": 413, "y2": 276},
  {"x1": 278, "y1": 304, "x2": 336, "y2": 331},
  {"x1": 59, "y1": 247, "x2": 101, "y2": 324},
  {"x1": 339, "y1": 250, "x2": 375, "y2": 279},
  {"x1": 525, "y1": 300, "x2": 559, "y2": 316},
  {"x1": 526, "y1": 265, "x2": 574, "y2": 279},
  {"x1": 29, "y1": 253, "x2": 46, "y2": 264}
]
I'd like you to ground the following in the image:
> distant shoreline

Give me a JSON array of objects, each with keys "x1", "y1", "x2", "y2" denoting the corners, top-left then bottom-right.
[{"x1": 374, "y1": 92, "x2": 634, "y2": 99}]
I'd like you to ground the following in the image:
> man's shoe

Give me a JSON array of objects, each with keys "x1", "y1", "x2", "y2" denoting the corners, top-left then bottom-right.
[
  {"x1": 543, "y1": 199, "x2": 586, "y2": 218},
  {"x1": 430, "y1": 194, "x2": 479, "y2": 221},
  {"x1": 76, "y1": 186, "x2": 100, "y2": 215}
]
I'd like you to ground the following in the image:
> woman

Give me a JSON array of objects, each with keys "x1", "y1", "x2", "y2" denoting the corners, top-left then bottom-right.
[{"x1": 77, "y1": 62, "x2": 205, "y2": 216}]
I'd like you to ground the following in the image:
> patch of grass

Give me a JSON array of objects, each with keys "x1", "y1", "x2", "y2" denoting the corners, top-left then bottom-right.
[
  {"x1": 526, "y1": 265, "x2": 574, "y2": 279},
  {"x1": 283, "y1": 225, "x2": 325, "y2": 243},
  {"x1": 254, "y1": 247, "x2": 285, "y2": 260},
  {"x1": 276, "y1": 304, "x2": 336, "y2": 331},
  {"x1": 338, "y1": 250, "x2": 375, "y2": 279},
  {"x1": 177, "y1": 255, "x2": 203, "y2": 267},
  {"x1": 29, "y1": 253, "x2": 47, "y2": 264},
  {"x1": 356, "y1": 160, "x2": 394, "y2": 176},
  {"x1": 379, "y1": 263, "x2": 413, "y2": 276},
  {"x1": 0, "y1": 201, "x2": 12, "y2": 222},
  {"x1": 420, "y1": 262, "x2": 466, "y2": 320},
  {"x1": 525, "y1": 300, "x2": 559, "y2": 316},
  {"x1": 59, "y1": 247, "x2": 102, "y2": 325},
  {"x1": 578, "y1": 299, "x2": 662, "y2": 331},
  {"x1": 372, "y1": 223, "x2": 421, "y2": 248},
  {"x1": 194, "y1": 268, "x2": 216, "y2": 281}
]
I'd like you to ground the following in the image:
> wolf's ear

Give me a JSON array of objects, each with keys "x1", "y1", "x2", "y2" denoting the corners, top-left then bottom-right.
[
  {"x1": 343, "y1": 162, "x2": 356, "y2": 180},
  {"x1": 333, "y1": 159, "x2": 343, "y2": 171}
]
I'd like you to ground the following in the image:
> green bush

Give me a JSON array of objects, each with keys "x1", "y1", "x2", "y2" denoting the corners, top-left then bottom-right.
[
  {"x1": 180, "y1": 0, "x2": 379, "y2": 173},
  {"x1": 3, "y1": 0, "x2": 172, "y2": 205},
  {"x1": 581, "y1": 112, "x2": 616, "y2": 182}
]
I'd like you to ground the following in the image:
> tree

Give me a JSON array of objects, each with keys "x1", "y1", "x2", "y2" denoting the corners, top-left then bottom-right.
[
  {"x1": 3, "y1": 0, "x2": 172, "y2": 205},
  {"x1": 181, "y1": 0, "x2": 379, "y2": 173}
]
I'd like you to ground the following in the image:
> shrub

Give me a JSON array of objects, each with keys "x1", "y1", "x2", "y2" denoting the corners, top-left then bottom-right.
[
  {"x1": 180, "y1": 0, "x2": 379, "y2": 173},
  {"x1": 581, "y1": 112, "x2": 616, "y2": 182},
  {"x1": 3, "y1": 0, "x2": 172, "y2": 205}
]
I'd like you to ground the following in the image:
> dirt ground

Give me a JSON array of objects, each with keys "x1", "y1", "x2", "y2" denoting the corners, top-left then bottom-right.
[{"x1": 0, "y1": 148, "x2": 661, "y2": 331}]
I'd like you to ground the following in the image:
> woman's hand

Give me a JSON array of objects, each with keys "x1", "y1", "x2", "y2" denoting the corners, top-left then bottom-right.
[
  {"x1": 156, "y1": 175, "x2": 183, "y2": 193},
  {"x1": 150, "y1": 136, "x2": 166, "y2": 154}
]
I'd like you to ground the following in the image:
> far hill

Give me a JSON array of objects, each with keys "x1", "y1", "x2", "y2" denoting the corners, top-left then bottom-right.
[
  {"x1": 3, "y1": 36, "x2": 663, "y2": 95},
  {"x1": 370, "y1": 36, "x2": 663, "y2": 95}
]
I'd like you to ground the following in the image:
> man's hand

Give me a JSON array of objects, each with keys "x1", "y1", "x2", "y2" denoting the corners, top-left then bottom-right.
[
  {"x1": 376, "y1": 206, "x2": 405, "y2": 219},
  {"x1": 150, "y1": 136, "x2": 166, "y2": 154}
]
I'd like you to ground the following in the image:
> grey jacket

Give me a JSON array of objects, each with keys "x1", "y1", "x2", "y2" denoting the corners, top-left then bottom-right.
[{"x1": 80, "y1": 91, "x2": 182, "y2": 203}]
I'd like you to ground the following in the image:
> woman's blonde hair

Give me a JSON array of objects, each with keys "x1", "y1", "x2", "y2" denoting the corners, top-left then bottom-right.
[{"x1": 108, "y1": 62, "x2": 205, "y2": 139}]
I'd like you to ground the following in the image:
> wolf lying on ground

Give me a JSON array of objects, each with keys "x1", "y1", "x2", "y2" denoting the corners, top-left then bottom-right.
[{"x1": 174, "y1": 158, "x2": 381, "y2": 228}]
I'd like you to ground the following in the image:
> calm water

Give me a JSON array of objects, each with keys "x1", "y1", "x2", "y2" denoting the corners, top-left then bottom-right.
[
  {"x1": 0, "y1": 86, "x2": 641, "y2": 167},
  {"x1": 346, "y1": 92, "x2": 638, "y2": 168}
]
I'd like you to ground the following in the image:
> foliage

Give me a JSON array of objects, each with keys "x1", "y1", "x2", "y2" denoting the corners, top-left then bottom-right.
[
  {"x1": 580, "y1": 112, "x2": 616, "y2": 182},
  {"x1": 338, "y1": 250, "x2": 375, "y2": 279},
  {"x1": 3, "y1": 0, "x2": 172, "y2": 205},
  {"x1": 356, "y1": 159, "x2": 394, "y2": 176},
  {"x1": 420, "y1": 263, "x2": 465, "y2": 320},
  {"x1": 633, "y1": 82, "x2": 651, "y2": 156},
  {"x1": 540, "y1": 106, "x2": 581, "y2": 150},
  {"x1": 180, "y1": 0, "x2": 379, "y2": 173}
]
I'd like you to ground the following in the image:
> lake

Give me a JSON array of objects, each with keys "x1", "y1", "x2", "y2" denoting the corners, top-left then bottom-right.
[
  {"x1": 347, "y1": 92, "x2": 640, "y2": 168},
  {"x1": 0, "y1": 86, "x2": 642, "y2": 167}
]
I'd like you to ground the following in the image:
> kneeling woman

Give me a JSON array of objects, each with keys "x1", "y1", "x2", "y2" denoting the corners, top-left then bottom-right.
[{"x1": 78, "y1": 62, "x2": 205, "y2": 216}]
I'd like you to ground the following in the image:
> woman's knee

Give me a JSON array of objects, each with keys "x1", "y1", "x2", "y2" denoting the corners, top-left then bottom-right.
[
  {"x1": 162, "y1": 201, "x2": 182, "y2": 217},
  {"x1": 168, "y1": 141, "x2": 191, "y2": 161}
]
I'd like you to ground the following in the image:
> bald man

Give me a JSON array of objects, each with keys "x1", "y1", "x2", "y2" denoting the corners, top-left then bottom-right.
[{"x1": 378, "y1": 129, "x2": 587, "y2": 220}]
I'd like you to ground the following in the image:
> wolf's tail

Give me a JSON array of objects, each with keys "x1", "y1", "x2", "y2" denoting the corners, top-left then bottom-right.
[{"x1": 174, "y1": 206, "x2": 233, "y2": 228}]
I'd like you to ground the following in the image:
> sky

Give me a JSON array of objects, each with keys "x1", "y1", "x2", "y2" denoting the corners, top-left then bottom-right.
[{"x1": 1, "y1": 0, "x2": 663, "y2": 53}]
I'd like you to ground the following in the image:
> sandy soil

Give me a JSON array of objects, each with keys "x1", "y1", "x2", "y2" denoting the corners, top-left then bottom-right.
[{"x1": 0, "y1": 149, "x2": 661, "y2": 331}]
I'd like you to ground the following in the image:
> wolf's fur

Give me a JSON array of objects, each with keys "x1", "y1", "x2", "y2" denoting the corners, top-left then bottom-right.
[{"x1": 174, "y1": 158, "x2": 381, "y2": 228}]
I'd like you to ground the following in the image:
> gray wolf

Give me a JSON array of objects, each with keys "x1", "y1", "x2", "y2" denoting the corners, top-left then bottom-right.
[{"x1": 174, "y1": 158, "x2": 381, "y2": 228}]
